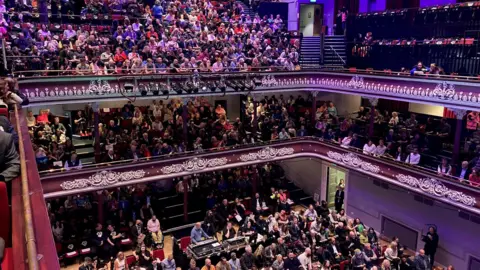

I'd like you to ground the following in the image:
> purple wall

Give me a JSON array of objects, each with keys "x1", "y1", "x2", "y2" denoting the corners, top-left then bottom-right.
[
  {"x1": 420, "y1": 0, "x2": 456, "y2": 8},
  {"x1": 359, "y1": 0, "x2": 386, "y2": 13},
  {"x1": 346, "y1": 171, "x2": 480, "y2": 269}
]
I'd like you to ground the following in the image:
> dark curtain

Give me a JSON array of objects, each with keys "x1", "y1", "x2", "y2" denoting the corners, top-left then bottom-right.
[
  {"x1": 386, "y1": 0, "x2": 419, "y2": 9},
  {"x1": 335, "y1": 0, "x2": 359, "y2": 15}
]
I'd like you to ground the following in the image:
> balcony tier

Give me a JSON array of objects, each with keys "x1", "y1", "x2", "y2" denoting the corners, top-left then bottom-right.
[
  {"x1": 19, "y1": 70, "x2": 480, "y2": 110},
  {"x1": 40, "y1": 137, "x2": 479, "y2": 215}
]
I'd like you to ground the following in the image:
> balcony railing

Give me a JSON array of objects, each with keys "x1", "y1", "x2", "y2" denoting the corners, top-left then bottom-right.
[
  {"x1": 39, "y1": 136, "x2": 480, "y2": 215},
  {"x1": 17, "y1": 69, "x2": 480, "y2": 110},
  {"x1": 10, "y1": 106, "x2": 60, "y2": 270}
]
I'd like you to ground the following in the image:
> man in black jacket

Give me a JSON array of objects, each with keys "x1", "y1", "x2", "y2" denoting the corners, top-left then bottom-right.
[
  {"x1": 131, "y1": 220, "x2": 146, "y2": 248},
  {"x1": 240, "y1": 245, "x2": 254, "y2": 270},
  {"x1": 0, "y1": 131, "x2": 19, "y2": 182},
  {"x1": 216, "y1": 199, "x2": 230, "y2": 229},
  {"x1": 334, "y1": 186, "x2": 344, "y2": 213},
  {"x1": 283, "y1": 252, "x2": 301, "y2": 270}
]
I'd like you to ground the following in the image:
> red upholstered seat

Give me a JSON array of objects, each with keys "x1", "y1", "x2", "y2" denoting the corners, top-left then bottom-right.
[
  {"x1": 180, "y1": 236, "x2": 191, "y2": 251},
  {"x1": 1, "y1": 248, "x2": 13, "y2": 270},
  {"x1": 126, "y1": 255, "x2": 136, "y2": 266},
  {"x1": 0, "y1": 107, "x2": 7, "y2": 117},
  {"x1": 0, "y1": 182, "x2": 10, "y2": 245},
  {"x1": 152, "y1": 249, "x2": 165, "y2": 261}
]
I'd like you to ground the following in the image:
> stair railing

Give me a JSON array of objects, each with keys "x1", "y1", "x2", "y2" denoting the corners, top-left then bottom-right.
[{"x1": 329, "y1": 45, "x2": 346, "y2": 66}]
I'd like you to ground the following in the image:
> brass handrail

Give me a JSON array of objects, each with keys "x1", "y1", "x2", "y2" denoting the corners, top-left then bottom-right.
[{"x1": 13, "y1": 104, "x2": 40, "y2": 270}]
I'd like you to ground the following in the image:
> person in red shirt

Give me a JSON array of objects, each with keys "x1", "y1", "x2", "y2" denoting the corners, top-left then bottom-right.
[
  {"x1": 113, "y1": 47, "x2": 127, "y2": 63},
  {"x1": 469, "y1": 168, "x2": 480, "y2": 187}
]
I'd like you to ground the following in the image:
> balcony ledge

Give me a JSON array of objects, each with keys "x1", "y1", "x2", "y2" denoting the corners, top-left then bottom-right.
[
  {"x1": 40, "y1": 137, "x2": 480, "y2": 215},
  {"x1": 19, "y1": 71, "x2": 480, "y2": 110}
]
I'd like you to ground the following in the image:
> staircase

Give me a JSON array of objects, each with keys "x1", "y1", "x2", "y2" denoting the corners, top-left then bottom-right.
[
  {"x1": 236, "y1": 1, "x2": 255, "y2": 18},
  {"x1": 323, "y1": 35, "x2": 346, "y2": 69},
  {"x1": 299, "y1": 36, "x2": 322, "y2": 69}
]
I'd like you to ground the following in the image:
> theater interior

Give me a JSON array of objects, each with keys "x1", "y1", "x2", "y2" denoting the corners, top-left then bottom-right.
[{"x1": 0, "y1": 0, "x2": 479, "y2": 270}]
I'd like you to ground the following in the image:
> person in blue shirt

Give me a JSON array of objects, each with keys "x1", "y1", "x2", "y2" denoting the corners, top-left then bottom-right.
[
  {"x1": 410, "y1": 61, "x2": 430, "y2": 75},
  {"x1": 152, "y1": 1, "x2": 164, "y2": 19},
  {"x1": 190, "y1": 222, "x2": 210, "y2": 243}
]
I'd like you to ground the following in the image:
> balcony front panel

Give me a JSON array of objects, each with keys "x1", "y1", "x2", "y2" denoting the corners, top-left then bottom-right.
[
  {"x1": 40, "y1": 138, "x2": 479, "y2": 215},
  {"x1": 19, "y1": 71, "x2": 480, "y2": 110}
]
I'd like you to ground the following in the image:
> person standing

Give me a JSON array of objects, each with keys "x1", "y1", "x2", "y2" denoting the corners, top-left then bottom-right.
[
  {"x1": 423, "y1": 227, "x2": 439, "y2": 267},
  {"x1": 334, "y1": 186, "x2": 344, "y2": 213}
]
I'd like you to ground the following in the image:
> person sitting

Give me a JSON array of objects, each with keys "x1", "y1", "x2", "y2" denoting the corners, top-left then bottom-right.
[
  {"x1": 413, "y1": 249, "x2": 430, "y2": 270},
  {"x1": 375, "y1": 139, "x2": 387, "y2": 156},
  {"x1": 0, "y1": 131, "x2": 20, "y2": 182},
  {"x1": 200, "y1": 258, "x2": 214, "y2": 270},
  {"x1": 410, "y1": 61, "x2": 430, "y2": 75},
  {"x1": 114, "y1": 252, "x2": 128, "y2": 270},
  {"x1": 162, "y1": 254, "x2": 176, "y2": 270},
  {"x1": 297, "y1": 248, "x2": 312, "y2": 270},
  {"x1": 64, "y1": 152, "x2": 82, "y2": 171},
  {"x1": 363, "y1": 139, "x2": 376, "y2": 155},
  {"x1": 131, "y1": 220, "x2": 146, "y2": 248},
  {"x1": 240, "y1": 245, "x2": 255, "y2": 270},
  {"x1": 351, "y1": 249, "x2": 367, "y2": 270},
  {"x1": 284, "y1": 252, "x2": 301, "y2": 270},
  {"x1": 191, "y1": 222, "x2": 209, "y2": 244},
  {"x1": 271, "y1": 254, "x2": 284, "y2": 270},
  {"x1": 456, "y1": 161, "x2": 471, "y2": 181},
  {"x1": 229, "y1": 252, "x2": 241, "y2": 270},
  {"x1": 384, "y1": 241, "x2": 400, "y2": 268},
  {"x1": 437, "y1": 158, "x2": 452, "y2": 176},
  {"x1": 135, "y1": 243, "x2": 153, "y2": 269},
  {"x1": 326, "y1": 237, "x2": 343, "y2": 263},
  {"x1": 222, "y1": 222, "x2": 237, "y2": 241},
  {"x1": 147, "y1": 215, "x2": 163, "y2": 248},
  {"x1": 405, "y1": 148, "x2": 421, "y2": 165}
]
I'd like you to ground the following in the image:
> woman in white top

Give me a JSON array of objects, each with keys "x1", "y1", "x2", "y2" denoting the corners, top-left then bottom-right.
[
  {"x1": 388, "y1": 112, "x2": 399, "y2": 126},
  {"x1": 363, "y1": 140, "x2": 376, "y2": 155},
  {"x1": 114, "y1": 252, "x2": 128, "y2": 270},
  {"x1": 437, "y1": 158, "x2": 452, "y2": 176},
  {"x1": 341, "y1": 132, "x2": 353, "y2": 147},
  {"x1": 0, "y1": 78, "x2": 23, "y2": 107}
]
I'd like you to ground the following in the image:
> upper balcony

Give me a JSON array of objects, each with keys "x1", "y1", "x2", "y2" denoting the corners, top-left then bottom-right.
[{"x1": 16, "y1": 69, "x2": 480, "y2": 111}]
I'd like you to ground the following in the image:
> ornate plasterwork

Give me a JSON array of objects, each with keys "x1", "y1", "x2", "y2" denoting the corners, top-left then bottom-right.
[
  {"x1": 395, "y1": 174, "x2": 476, "y2": 207},
  {"x1": 449, "y1": 108, "x2": 468, "y2": 120},
  {"x1": 60, "y1": 170, "x2": 146, "y2": 190},
  {"x1": 326, "y1": 151, "x2": 381, "y2": 174},
  {"x1": 160, "y1": 157, "x2": 228, "y2": 174},
  {"x1": 239, "y1": 147, "x2": 295, "y2": 162},
  {"x1": 347, "y1": 75, "x2": 365, "y2": 89},
  {"x1": 261, "y1": 75, "x2": 278, "y2": 87},
  {"x1": 432, "y1": 81, "x2": 455, "y2": 100}
]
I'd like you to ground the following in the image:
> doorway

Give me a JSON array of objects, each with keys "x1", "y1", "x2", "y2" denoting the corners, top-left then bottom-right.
[
  {"x1": 299, "y1": 4, "x2": 324, "y2": 37},
  {"x1": 326, "y1": 166, "x2": 346, "y2": 209}
]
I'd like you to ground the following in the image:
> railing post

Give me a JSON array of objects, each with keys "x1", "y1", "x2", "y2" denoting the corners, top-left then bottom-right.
[
  {"x1": 451, "y1": 109, "x2": 467, "y2": 166},
  {"x1": 182, "y1": 104, "x2": 188, "y2": 148},
  {"x1": 93, "y1": 103, "x2": 101, "y2": 163},
  {"x1": 183, "y1": 179, "x2": 188, "y2": 222}
]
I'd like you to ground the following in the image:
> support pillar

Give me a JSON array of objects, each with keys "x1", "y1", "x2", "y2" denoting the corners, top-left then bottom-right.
[
  {"x1": 252, "y1": 100, "x2": 258, "y2": 137},
  {"x1": 252, "y1": 167, "x2": 258, "y2": 197},
  {"x1": 451, "y1": 109, "x2": 467, "y2": 166},
  {"x1": 183, "y1": 179, "x2": 188, "y2": 222},
  {"x1": 97, "y1": 191, "x2": 104, "y2": 224},
  {"x1": 182, "y1": 105, "x2": 189, "y2": 148},
  {"x1": 366, "y1": 98, "x2": 379, "y2": 138},
  {"x1": 92, "y1": 103, "x2": 101, "y2": 163},
  {"x1": 312, "y1": 91, "x2": 319, "y2": 123}
]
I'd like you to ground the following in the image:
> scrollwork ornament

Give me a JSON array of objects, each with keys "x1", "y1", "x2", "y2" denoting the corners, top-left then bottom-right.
[
  {"x1": 239, "y1": 147, "x2": 295, "y2": 162},
  {"x1": 395, "y1": 174, "x2": 476, "y2": 207},
  {"x1": 326, "y1": 151, "x2": 380, "y2": 173},
  {"x1": 60, "y1": 170, "x2": 146, "y2": 190},
  {"x1": 160, "y1": 157, "x2": 228, "y2": 174}
]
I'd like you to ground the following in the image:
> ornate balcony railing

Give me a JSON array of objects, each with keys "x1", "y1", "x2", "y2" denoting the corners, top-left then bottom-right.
[
  {"x1": 17, "y1": 69, "x2": 480, "y2": 110},
  {"x1": 40, "y1": 136, "x2": 480, "y2": 215},
  {"x1": 11, "y1": 107, "x2": 60, "y2": 270}
]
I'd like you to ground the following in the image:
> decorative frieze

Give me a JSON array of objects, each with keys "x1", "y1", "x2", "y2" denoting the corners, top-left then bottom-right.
[
  {"x1": 160, "y1": 157, "x2": 228, "y2": 174},
  {"x1": 395, "y1": 174, "x2": 476, "y2": 207},
  {"x1": 60, "y1": 170, "x2": 146, "y2": 190},
  {"x1": 326, "y1": 151, "x2": 381, "y2": 174},
  {"x1": 239, "y1": 147, "x2": 295, "y2": 162}
]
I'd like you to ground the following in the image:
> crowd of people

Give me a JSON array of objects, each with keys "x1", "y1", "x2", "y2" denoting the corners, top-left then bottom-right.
[
  {"x1": 46, "y1": 160, "x2": 449, "y2": 270},
  {"x1": 29, "y1": 90, "x2": 480, "y2": 189},
  {"x1": 3, "y1": 0, "x2": 300, "y2": 76}
]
